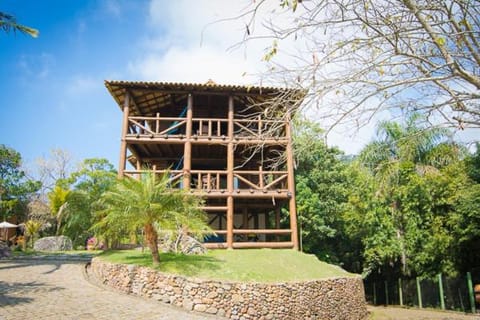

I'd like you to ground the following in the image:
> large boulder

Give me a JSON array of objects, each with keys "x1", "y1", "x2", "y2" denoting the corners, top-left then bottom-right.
[
  {"x1": 34, "y1": 236, "x2": 73, "y2": 251},
  {"x1": 0, "y1": 241, "x2": 11, "y2": 258},
  {"x1": 160, "y1": 232, "x2": 207, "y2": 255}
]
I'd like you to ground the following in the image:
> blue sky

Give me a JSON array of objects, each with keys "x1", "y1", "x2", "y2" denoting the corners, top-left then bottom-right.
[
  {"x1": 1, "y1": 0, "x2": 283, "y2": 171},
  {"x1": 1, "y1": 1, "x2": 151, "y2": 168}
]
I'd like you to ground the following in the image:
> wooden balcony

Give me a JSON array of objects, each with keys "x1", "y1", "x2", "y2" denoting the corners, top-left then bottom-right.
[
  {"x1": 123, "y1": 169, "x2": 290, "y2": 198},
  {"x1": 125, "y1": 116, "x2": 287, "y2": 143}
]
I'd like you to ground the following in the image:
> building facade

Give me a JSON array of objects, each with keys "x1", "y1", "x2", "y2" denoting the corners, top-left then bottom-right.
[{"x1": 106, "y1": 80, "x2": 303, "y2": 249}]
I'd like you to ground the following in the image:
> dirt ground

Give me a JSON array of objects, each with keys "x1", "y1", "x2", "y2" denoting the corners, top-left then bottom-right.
[{"x1": 368, "y1": 306, "x2": 480, "y2": 320}]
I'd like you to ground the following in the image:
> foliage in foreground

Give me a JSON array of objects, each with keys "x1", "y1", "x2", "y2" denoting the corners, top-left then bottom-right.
[
  {"x1": 0, "y1": 144, "x2": 41, "y2": 221},
  {"x1": 293, "y1": 116, "x2": 480, "y2": 279},
  {"x1": 94, "y1": 171, "x2": 209, "y2": 266}
]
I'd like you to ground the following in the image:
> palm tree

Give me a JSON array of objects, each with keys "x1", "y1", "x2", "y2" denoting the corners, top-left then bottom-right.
[
  {"x1": 24, "y1": 220, "x2": 42, "y2": 248},
  {"x1": 0, "y1": 12, "x2": 38, "y2": 38},
  {"x1": 95, "y1": 171, "x2": 208, "y2": 266},
  {"x1": 359, "y1": 113, "x2": 458, "y2": 191},
  {"x1": 358, "y1": 113, "x2": 462, "y2": 274}
]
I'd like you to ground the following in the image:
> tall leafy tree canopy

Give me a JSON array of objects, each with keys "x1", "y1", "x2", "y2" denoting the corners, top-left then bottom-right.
[{"x1": 0, "y1": 145, "x2": 40, "y2": 220}]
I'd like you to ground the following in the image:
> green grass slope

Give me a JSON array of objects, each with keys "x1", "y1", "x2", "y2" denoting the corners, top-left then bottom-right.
[{"x1": 99, "y1": 249, "x2": 354, "y2": 283}]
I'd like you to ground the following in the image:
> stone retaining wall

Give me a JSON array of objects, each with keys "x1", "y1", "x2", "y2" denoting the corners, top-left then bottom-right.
[{"x1": 90, "y1": 257, "x2": 368, "y2": 320}]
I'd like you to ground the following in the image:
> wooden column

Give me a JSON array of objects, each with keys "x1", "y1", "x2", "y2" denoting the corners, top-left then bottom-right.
[
  {"x1": 275, "y1": 207, "x2": 281, "y2": 242},
  {"x1": 183, "y1": 94, "x2": 193, "y2": 189},
  {"x1": 135, "y1": 158, "x2": 142, "y2": 179},
  {"x1": 118, "y1": 92, "x2": 130, "y2": 178},
  {"x1": 242, "y1": 207, "x2": 249, "y2": 229},
  {"x1": 285, "y1": 111, "x2": 299, "y2": 250},
  {"x1": 242, "y1": 207, "x2": 249, "y2": 241},
  {"x1": 226, "y1": 96, "x2": 235, "y2": 249}
]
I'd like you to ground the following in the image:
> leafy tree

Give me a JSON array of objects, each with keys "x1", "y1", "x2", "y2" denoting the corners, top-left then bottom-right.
[
  {"x1": 47, "y1": 185, "x2": 70, "y2": 235},
  {"x1": 293, "y1": 119, "x2": 353, "y2": 265},
  {"x1": 0, "y1": 11, "x2": 38, "y2": 37},
  {"x1": 95, "y1": 171, "x2": 208, "y2": 266},
  {"x1": 239, "y1": 0, "x2": 480, "y2": 132},
  {"x1": 450, "y1": 147, "x2": 480, "y2": 271},
  {"x1": 24, "y1": 219, "x2": 42, "y2": 248},
  {"x1": 0, "y1": 145, "x2": 40, "y2": 221},
  {"x1": 46, "y1": 158, "x2": 117, "y2": 246},
  {"x1": 352, "y1": 115, "x2": 464, "y2": 276}
]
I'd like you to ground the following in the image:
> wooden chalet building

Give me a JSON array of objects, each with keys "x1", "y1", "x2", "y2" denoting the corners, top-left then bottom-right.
[{"x1": 106, "y1": 80, "x2": 304, "y2": 249}]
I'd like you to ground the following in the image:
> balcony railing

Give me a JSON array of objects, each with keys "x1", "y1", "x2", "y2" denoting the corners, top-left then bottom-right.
[
  {"x1": 126, "y1": 116, "x2": 286, "y2": 139},
  {"x1": 123, "y1": 169, "x2": 288, "y2": 193}
]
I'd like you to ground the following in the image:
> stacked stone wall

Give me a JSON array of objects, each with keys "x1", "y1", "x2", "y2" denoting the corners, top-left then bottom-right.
[{"x1": 91, "y1": 257, "x2": 367, "y2": 320}]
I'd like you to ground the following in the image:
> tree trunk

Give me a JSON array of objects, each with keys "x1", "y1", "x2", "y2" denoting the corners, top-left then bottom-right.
[{"x1": 144, "y1": 223, "x2": 160, "y2": 266}]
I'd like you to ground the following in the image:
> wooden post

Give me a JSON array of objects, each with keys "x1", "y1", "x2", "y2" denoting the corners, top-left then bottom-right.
[
  {"x1": 118, "y1": 92, "x2": 130, "y2": 178},
  {"x1": 183, "y1": 94, "x2": 193, "y2": 189},
  {"x1": 275, "y1": 207, "x2": 281, "y2": 242},
  {"x1": 385, "y1": 280, "x2": 389, "y2": 305},
  {"x1": 226, "y1": 96, "x2": 234, "y2": 249},
  {"x1": 416, "y1": 277, "x2": 423, "y2": 308},
  {"x1": 438, "y1": 273, "x2": 445, "y2": 310},
  {"x1": 467, "y1": 272, "x2": 476, "y2": 314},
  {"x1": 259, "y1": 166, "x2": 264, "y2": 189},
  {"x1": 285, "y1": 111, "x2": 299, "y2": 250},
  {"x1": 155, "y1": 112, "x2": 160, "y2": 134},
  {"x1": 242, "y1": 207, "x2": 249, "y2": 229},
  {"x1": 136, "y1": 159, "x2": 142, "y2": 179},
  {"x1": 398, "y1": 278, "x2": 404, "y2": 306}
]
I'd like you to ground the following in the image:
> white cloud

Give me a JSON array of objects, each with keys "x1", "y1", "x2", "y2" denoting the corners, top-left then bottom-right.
[
  {"x1": 128, "y1": 45, "x2": 258, "y2": 84},
  {"x1": 18, "y1": 53, "x2": 55, "y2": 79},
  {"x1": 129, "y1": 0, "x2": 274, "y2": 85}
]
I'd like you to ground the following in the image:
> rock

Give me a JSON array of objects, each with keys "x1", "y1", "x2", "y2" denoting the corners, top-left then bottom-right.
[
  {"x1": 205, "y1": 307, "x2": 218, "y2": 314},
  {"x1": 0, "y1": 241, "x2": 11, "y2": 258},
  {"x1": 217, "y1": 308, "x2": 226, "y2": 317},
  {"x1": 193, "y1": 304, "x2": 207, "y2": 312},
  {"x1": 231, "y1": 294, "x2": 244, "y2": 303},
  {"x1": 33, "y1": 236, "x2": 72, "y2": 251},
  {"x1": 183, "y1": 299, "x2": 194, "y2": 311},
  {"x1": 159, "y1": 232, "x2": 207, "y2": 255},
  {"x1": 247, "y1": 307, "x2": 257, "y2": 316}
]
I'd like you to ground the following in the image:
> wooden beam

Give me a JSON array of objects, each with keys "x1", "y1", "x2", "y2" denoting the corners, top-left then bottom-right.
[
  {"x1": 183, "y1": 94, "x2": 193, "y2": 189},
  {"x1": 226, "y1": 95, "x2": 234, "y2": 249},
  {"x1": 285, "y1": 111, "x2": 299, "y2": 250},
  {"x1": 201, "y1": 206, "x2": 228, "y2": 211},
  {"x1": 204, "y1": 242, "x2": 228, "y2": 249},
  {"x1": 204, "y1": 241, "x2": 294, "y2": 249},
  {"x1": 233, "y1": 229, "x2": 291, "y2": 234},
  {"x1": 212, "y1": 230, "x2": 228, "y2": 234},
  {"x1": 118, "y1": 92, "x2": 130, "y2": 178},
  {"x1": 232, "y1": 241, "x2": 294, "y2": 249},
  {"x1": 125, "y1": 137, "x2": 287, "y2": 145}
]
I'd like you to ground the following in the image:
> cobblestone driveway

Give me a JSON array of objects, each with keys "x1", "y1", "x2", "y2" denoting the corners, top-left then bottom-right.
[{"x1": 0, "y1": 259, "x2": 219, "y2": 320}]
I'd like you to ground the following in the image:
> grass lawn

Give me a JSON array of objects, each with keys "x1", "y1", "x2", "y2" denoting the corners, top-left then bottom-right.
[{"x1": 99, "y1": 249, "x2": 354, "y2": 283}]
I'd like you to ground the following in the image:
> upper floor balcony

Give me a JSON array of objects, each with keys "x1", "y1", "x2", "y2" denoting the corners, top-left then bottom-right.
[
  {"x1": 125, "y1": 115, "x2": 288, "y2": 144},
  {"x1": 123, "y1": 169, "x2": 290, "y2": 198}
]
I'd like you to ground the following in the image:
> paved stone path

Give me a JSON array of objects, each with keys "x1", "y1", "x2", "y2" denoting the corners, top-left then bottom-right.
[{"x1": 0, "y1": 259, "x2": 219, "y2": 320}]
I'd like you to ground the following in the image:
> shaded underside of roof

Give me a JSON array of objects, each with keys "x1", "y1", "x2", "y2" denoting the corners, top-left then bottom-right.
[{"x1": 105, "y1": 80, "x2": 305, "y2": 116}]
